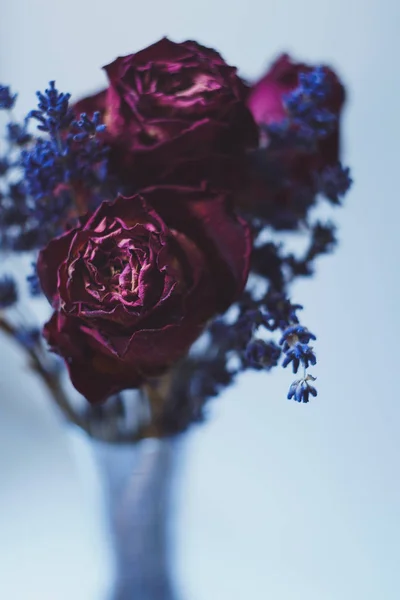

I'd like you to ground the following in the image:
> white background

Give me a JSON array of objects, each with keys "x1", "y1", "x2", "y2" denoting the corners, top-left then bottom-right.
[{"x1": 1, "y1": 1, "x2": 400, "y2": 599}]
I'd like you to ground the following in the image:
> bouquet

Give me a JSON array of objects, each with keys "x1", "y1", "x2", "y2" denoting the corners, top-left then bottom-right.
[{"x1": 0, "y1": 36, "x2": 351, "y2": 597}]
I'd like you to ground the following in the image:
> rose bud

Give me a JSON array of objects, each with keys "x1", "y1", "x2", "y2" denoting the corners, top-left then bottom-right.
[
  {"x1": 74, "y1": 37, "x2": 258, "y2": 190},
  {"x1": 242, "y1": 54, "x2": 346, "y2": 228},
  {"x1": 37, "y1": 187, "x2": 251, "y2": 404}
]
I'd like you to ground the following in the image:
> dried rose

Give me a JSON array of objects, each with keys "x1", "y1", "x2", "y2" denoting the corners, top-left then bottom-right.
[{"x1": 38, "y1": 186, "x2": 251, "y2": 403}]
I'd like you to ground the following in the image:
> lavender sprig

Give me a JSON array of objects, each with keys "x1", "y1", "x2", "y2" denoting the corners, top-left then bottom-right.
[
  {"x1": 0, "y1": 275, "x2": 18, "y2": 308},
  {"x1": 0, "y1": 81, "x2": 110, "y2": 253},
  {"x1": 0, "y1": 85, "x2": 17, "y2": 110}
]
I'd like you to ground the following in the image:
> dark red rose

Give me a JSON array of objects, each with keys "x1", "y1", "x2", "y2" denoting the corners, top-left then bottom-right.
[
  {"x1": 37, "y1": 187, "x2": 251, "y2": 403},
  {"x1": 75, "y1": 37, "x2": 258, "y2": 190},
  {"x1": 242, "y1": 54, "x2": 345, "y2": 228}
]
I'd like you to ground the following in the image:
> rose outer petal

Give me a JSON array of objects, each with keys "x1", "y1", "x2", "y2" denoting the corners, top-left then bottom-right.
[
  {"x1": 142, "y1": 186, "x2": 252, "y2": 310},
  {"x1": 37, "y1": 229, "x2": 76, "y2": 306},
  {"x1": 44, "y1": 312, "x2": 144, "y2": 403}
]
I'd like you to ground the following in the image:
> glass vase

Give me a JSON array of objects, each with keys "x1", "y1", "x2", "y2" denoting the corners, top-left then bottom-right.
[{"x1": 91, "y1": 435, "x2": 181, "y2": 600}]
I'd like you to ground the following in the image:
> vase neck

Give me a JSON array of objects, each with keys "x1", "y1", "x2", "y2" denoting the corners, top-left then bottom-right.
[{"x1": 95, "y1": 437, "x2": 180, "y2": 600}]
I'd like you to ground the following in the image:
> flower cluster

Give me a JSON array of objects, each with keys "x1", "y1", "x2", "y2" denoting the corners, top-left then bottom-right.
[
  {"x1": 243, "y1": 54, "x2": 351, "y2": 229},
  {"x1": 0, "y1": 38, "x2": 352, "y2": 437},
  {"x1": 0, "y1": 82, "x2": 109, "y2": 252}
]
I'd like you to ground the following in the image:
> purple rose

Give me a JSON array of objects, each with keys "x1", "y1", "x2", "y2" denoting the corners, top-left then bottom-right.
[
  {"x1": 37, "y1": 187, "x2": 251, "y2": 403},
  {"x1": 243, "y1": 54, "x2": 345, "y2": 228},
  {"x1": 75, "y1": 37, "x2": 258, "y2": 189},
  {"x1": 248, "y1": 53, "x2": 344, "y2": 161}
]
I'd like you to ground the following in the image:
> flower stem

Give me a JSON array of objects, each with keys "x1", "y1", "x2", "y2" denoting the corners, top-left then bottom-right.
[
  {"x1": 0, "y1": 313, "x2": 89, "y2": 431},
  {"x1": 0, "y1": 313, "x2": 164, "y2": 444}
]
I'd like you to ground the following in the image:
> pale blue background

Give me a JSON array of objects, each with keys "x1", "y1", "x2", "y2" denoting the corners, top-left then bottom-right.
[{"x1": 1, "y1": 1, "x2": 399, "y2": 599}]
